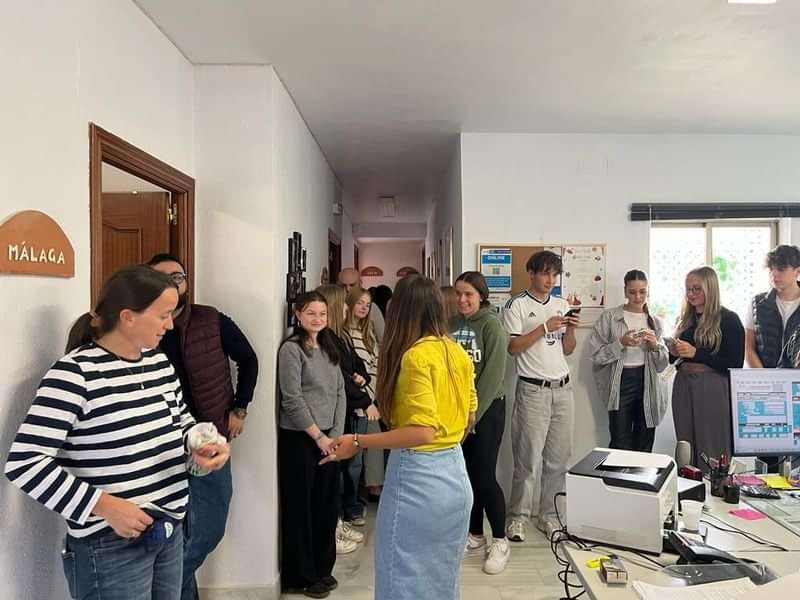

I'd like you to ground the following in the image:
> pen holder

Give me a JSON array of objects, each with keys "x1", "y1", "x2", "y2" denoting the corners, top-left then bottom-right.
[{"x1": 709, "y1": 469, "x2": 728, "y2": 498}]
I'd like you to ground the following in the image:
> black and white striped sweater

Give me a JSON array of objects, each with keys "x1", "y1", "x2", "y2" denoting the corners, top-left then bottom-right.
[{"x1": 4, "y1": 343, "x2": 195, "y2": 538}]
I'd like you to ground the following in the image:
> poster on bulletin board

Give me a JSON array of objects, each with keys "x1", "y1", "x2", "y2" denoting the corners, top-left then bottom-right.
[{"x1": 476, "y1": 243, "x2": 607, "y2": 326}]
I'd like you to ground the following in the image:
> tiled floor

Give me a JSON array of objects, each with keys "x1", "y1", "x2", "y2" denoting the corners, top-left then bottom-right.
[{"x1": 283, "y1": 505, "x2": 565, "y2": 600}]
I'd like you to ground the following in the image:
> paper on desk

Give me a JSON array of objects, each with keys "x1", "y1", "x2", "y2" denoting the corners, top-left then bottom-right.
[
  {"x1": 745, "y1": 569, "x2": 800, "y2": 599},
  {"x1": 733, "y1": 474, "x2": 765, "y2": 486},
  {"x1": 729, "y1": 508, "x2": 766, "y2": 521},
  {"x1": 633, "y1": 577, "x2": 755, "y2": 600},
  {"x1": 759, "y1": 475, "x2": 792, "y2": 490},
  {"x1": 603, "y1": 451, "x2": 672, "y2": 469}
]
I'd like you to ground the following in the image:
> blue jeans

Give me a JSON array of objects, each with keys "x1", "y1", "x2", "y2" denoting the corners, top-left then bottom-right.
[
  {"x1": 341, "y1": 415, "x2": 368, "y2": 520},
  {"x1": 375, "y1": 446, "x2": 472, "y2": 600},
  {"x1": 181, "y1": 461, "x2": 233, "y2": 600},
  {"x1": 61, "y1": 523, "x2": 183, "y2": 600}
]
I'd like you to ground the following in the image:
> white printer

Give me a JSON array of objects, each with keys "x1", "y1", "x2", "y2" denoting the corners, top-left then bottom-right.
[{"x1": 566, "y1": 448, "x2": 678, "y2": 554}]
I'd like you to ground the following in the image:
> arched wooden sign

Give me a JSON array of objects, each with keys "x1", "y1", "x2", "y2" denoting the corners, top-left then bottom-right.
[
  {"x1": 396, "y1": 266, "x2": 419, "y2": 277},
  {"x1": 361, "y1": 266, "x2": 383, "y2": 277},
  {"x1": 0, "y1": 210, "x2": 75, "y2": 277}
]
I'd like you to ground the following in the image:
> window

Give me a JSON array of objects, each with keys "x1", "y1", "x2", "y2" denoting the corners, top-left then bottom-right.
[{"x1": 649, "y1": 222, "x2": 776, "y2": 332}]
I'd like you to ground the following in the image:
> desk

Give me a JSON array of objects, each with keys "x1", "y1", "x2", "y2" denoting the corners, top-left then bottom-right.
[{"x1": 562, "y1": 495, "x2": 800, "y2": 600}]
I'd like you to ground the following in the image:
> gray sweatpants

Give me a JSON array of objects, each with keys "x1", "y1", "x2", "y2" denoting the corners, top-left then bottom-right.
[{"x1": 508, "y1": 379, "x2": 574, "y2": 525}]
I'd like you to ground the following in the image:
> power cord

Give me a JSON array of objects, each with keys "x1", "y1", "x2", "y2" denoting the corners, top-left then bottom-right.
[{"x1": 699, "y1": 514, "x2": 788, "y2": 552}]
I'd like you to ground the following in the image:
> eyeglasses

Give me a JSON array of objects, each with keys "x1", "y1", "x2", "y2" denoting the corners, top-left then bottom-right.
[
  {"x1": 685, "y1": 286, "x2": 703, "y2": 295},
  {"x1": 169, "y1": 272, "x2": 187, "y2": 284}
]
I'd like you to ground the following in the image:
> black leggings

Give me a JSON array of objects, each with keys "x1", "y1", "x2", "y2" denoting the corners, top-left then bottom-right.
[
  {"x1": 608, "y1": 366, "x2": 655, "y2": 452},
  {"x1": 462, "y1": 397, "x2": 507, "y2": 539}
]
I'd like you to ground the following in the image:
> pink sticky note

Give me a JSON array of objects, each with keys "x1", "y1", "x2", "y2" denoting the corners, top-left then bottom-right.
[
  {"x1": 730, "y1": 508, "x2": 766, "y2": 521},
  {"x1": 734, "y1": 474, "x2": 767, "y2": 486}
]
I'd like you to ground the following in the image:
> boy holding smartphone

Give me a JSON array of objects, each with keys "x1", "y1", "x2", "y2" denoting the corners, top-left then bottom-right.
[{"x1": 503, "y1": 250, "x2": 580, "y2": 542}]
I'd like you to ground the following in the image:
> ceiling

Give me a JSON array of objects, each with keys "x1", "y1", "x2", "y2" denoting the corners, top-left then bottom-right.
[{"x1": 135, "y1": 0, "x2": 800, "y2": 221}]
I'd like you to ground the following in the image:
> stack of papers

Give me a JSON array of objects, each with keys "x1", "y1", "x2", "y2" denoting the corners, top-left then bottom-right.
[
  {"x1": 759, "y1": 475, "x2": 792, "y2": 490},
  {"x1": 633, "y1": 570, "x2": 800, "y2": 600},
  {"x1": 603, "y1": 451, "x2": 672, "y2": 469},
  {"x1": 633, "y1": 578, "x2": 755, "y2": 600}
]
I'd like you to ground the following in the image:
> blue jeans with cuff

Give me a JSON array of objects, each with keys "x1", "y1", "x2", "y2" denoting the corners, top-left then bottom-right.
[
  {"x1": 62, "y1": 522, "x2": 183, "y2": 600},
  {"x1": 181, "y1": 460, "x2": 233, "y2": 600}
]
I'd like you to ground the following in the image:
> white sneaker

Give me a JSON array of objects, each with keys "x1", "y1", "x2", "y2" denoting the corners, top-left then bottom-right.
[
  {"x1": 536, "y1": 518, "x2": 559, "y2": 540},
  {"x1": 336, "y1": 527, "x2": 358, "y2": 554},
  {"x1": 506, "y1": 520, "x2": 526, "y2": 543},
  {"x1": 339, "y1": 519, "x2": 364, "y2": 543},
  {"x1": 483, "y1": 538, "x2": 511, "y2": 575},
  {"x1": 464, "y1": 533, "x2": 487, "y2": 554}
]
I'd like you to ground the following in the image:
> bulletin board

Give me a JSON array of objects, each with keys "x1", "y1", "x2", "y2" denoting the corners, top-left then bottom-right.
[{"x1": 476, "y1": 243, "x2": 607, "y2": 326}]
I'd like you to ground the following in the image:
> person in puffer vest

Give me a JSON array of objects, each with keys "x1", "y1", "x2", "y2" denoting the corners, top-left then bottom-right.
[
  {"x1": 149, "y1": 253, "x2": 259, "y2": 600},
  {"x1": 745, "y1": 245, "x2": 800, "y2": 369}
]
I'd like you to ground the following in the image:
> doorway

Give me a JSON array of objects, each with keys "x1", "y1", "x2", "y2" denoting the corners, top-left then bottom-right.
[
  {"x1": 328, "y1": 229, "x2": 341, "y2": 285},
  {"x1": 89, "y1": 124, "x2": 195, "y2": 304}
]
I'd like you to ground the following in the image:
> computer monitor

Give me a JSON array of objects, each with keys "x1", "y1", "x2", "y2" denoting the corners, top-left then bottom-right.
[{"x1": 729, "y1": 368, "x2": 800, "y2": 457}]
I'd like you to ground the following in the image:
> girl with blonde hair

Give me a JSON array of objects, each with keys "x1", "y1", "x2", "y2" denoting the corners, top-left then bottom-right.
[
  {"x1": 345, "y1": 286, "x2": 385, "y2": 499},
  {"x1": 669, "y1": 266, "x2": 744, "y2": 469}
]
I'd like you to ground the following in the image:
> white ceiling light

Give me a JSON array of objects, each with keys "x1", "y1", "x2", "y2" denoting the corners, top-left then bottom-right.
[
  {"x1": 380, "y1": 196, "x2": 397, "y2": 218},
  {"x1": 728, "y1": 1, "x2": 777, "y2": 4}
]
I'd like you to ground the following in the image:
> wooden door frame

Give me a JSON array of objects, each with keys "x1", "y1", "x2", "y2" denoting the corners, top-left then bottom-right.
[{"x1": 90, "y1": 124, "x2": 195, "y2": 305}]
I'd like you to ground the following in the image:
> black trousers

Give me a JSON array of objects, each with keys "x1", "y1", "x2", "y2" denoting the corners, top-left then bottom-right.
[
  {"x1": 462, "y1": 397, "x2": 507, "y2": 539},
  {"x1": 608, "y1": 366, "x2": 655, "y2": 452},
  {"x1": 278, "y1": 428, "x2": 339, "y2": 590}
]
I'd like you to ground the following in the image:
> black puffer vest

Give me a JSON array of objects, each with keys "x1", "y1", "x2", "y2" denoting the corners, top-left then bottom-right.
[
  {"x1": 752, "y1": 288, "x2": 800, "y2": 368},
  {"x1": 175, "y1": 304, "x2": 234, "y2": 438}
]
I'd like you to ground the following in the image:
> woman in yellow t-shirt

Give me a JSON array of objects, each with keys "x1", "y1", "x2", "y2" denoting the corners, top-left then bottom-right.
[{"x1": 326, "y1": 274, "x2": 477, "y2": 600}]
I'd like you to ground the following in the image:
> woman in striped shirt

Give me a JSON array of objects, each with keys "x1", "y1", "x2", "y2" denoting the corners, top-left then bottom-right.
[
  {"x1": 4, "y1": 265, "x2": 229, "y2": 600},
  {"x1": 345, "y1": 286, "x2": 384, "y2": 499}
]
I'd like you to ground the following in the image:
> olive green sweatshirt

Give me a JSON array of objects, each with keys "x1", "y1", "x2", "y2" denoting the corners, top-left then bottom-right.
[{"x1": 450, "y1": 306, "x2": 509, "y2": 422}]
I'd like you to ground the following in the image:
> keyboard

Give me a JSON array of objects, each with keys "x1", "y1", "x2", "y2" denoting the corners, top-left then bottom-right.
[{"x1": 740, "y1": 485, "x2": 780, "y2": 499}]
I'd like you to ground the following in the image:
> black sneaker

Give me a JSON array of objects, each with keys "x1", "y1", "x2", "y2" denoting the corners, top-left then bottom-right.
[
  {"x1": 282, "y1": 584, "x2": 329, "y2": 598},
  {"x1": 321, "y1": 575, "x2": 338, "y2": 590},
  {"x1": 303, "y1": 582, "x2": 330, "y2": 598}
]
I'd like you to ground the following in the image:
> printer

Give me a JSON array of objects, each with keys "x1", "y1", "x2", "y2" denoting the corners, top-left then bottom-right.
[{"x1": 566, "y1": 448, "x2": 678, "y2": 554}]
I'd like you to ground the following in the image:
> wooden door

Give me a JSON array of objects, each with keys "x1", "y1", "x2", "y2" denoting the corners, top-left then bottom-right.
[{"x1": 102, "y1": 192, "x2": 170, "y2": 282}]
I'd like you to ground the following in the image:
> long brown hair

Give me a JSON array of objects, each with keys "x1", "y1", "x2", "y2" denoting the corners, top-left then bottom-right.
[
  {"x1": 66, "y1": 265, "x2": 177, "y2": 352},
  {"x1": 316, "y1": 284, "x2": 348, "y2": 339},
  {"x1": 675, "y1": 266, "x2": 722, "y2": 353},
  {"x1": 375, "y1": 275, "x2": 449, "y2": 420},
  {"x1": 440, "y1": 285, "x2": 458, "y2": 323},
  {"x1": 346, "y1": 286, "x2": 377, "y2": 356}
]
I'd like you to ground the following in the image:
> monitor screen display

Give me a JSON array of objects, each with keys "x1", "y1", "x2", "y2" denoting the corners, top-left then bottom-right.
[{"x1": 729, "y1": 369, "x2": 800, "y2": 457}]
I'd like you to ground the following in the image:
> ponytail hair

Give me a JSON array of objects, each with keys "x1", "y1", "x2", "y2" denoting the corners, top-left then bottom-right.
[
  {"x1": 66, "y1": 265, "x2": 177, "y2": 352},
  {"x1": 623, "y1": 269, "x2": 655, "y2": 330}
]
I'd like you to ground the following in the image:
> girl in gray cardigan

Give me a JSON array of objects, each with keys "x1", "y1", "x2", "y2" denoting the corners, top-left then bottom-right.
[{"x1": 589, "y1": 270, "x2": 669, "y2": 452}]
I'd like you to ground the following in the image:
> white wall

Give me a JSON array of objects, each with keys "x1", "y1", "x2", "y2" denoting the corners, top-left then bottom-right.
[
  {"x1": 193, "y1": 65, "x2": 277, "y2": 593},
  {"x1": 193, "y1": 66, "x2": 340, "y2": 594},
  {"x1": 460, "y1": 133, "x2": 800, "y2": 490},
  {"x1": 0, "y1": 2, "x2": 194, "y2": 599},
  {"x1": 358, "y1": 241, "x2": 424, "y2": 288},
  {"x1": 427, "y1": 144, "x2": 463, "y2": 277}
]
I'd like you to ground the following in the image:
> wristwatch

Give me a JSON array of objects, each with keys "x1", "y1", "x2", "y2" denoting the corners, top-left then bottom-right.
[{"x1": 232, "y1": 407, "x2": 248, "y2": 419}]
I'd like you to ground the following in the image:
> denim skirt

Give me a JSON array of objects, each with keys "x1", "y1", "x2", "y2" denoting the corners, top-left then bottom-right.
[{"x1": 375, "y1": 445, "x2": 472, "y2": 600}]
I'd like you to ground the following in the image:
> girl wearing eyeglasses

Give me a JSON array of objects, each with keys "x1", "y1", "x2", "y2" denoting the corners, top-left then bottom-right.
[{"x1": 669, "y1": 266, "x2": 744, "y2": 469}]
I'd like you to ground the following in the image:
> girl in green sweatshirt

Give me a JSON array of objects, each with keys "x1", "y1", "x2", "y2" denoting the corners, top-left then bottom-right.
[{"x1": 451, "y1": 271, "x2": 511, "y2": 575}]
